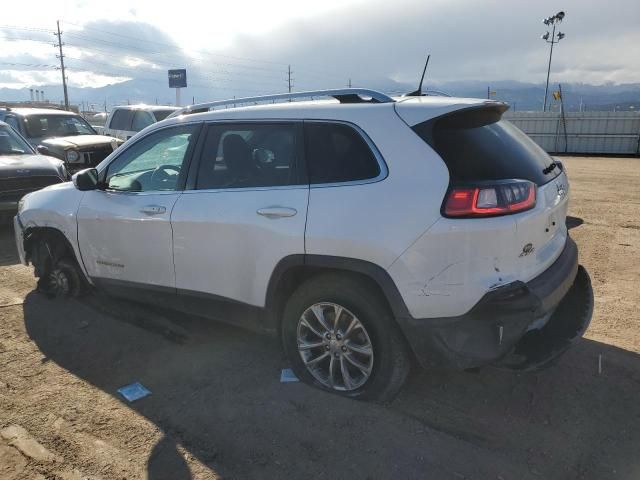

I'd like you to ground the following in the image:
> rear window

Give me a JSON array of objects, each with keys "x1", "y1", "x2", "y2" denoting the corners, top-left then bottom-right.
[
  {"x1": 152, "y1": 110, "x2": 176, "y2": 122},
  {"x1": 109, "y1": 109, "x2": 133, "y2": 130},
  {"x1": 131, "y1": 111, "x2": 154, "y2": 131},
  {"x1": 413, "y1": 108, "x2": 560, "y2": 186}
]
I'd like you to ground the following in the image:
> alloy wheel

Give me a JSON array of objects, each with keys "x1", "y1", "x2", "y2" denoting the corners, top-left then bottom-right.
[{"x1": 296, "y1": 302, "x2": 374, "y2": 391}]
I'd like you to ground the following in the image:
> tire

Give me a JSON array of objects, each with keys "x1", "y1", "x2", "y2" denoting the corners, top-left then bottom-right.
[
  {"x1": 282, "y1": 273, "x2": 410, "y2": 402},
  {"x1": 37, "y1": 256, "x2": 85, "y2": 298}
]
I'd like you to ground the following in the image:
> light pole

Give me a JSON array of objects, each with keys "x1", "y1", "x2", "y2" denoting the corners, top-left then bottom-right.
[{"x1": 541, "y1": 11, "x2": 566, "y2": 112}]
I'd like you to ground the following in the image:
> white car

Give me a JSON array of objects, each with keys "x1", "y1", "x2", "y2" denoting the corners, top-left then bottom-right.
[
  {"x1": 14, "y1": 88, "x2": 593, "y2": 401},
  {"x1": 99, "y1": 105, "x2": 179, "y2": 141}
]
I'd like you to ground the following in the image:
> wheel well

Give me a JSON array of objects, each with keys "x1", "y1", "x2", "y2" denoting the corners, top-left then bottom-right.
[
  {"x1": 24, "y1": 227, "x2": 78, "y2": 278},
  {"x1": 267, "y1": 266, "x2": 396, "y2": 336}
]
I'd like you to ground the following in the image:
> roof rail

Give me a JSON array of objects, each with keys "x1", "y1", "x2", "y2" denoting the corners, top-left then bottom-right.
[{"x1": 170, "y1": 88, "x2": 394, "y2": 117}]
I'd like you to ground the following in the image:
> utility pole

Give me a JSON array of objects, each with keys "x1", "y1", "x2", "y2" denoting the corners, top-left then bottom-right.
[
  {"x1": 348, "y1": 78, "x2": 352, "y2": 88},
  {"x1": 287, "y1": 65, "x2": 293, "y2": 93},
  {"x1": 54, "y1": 20, "x2": 70, "y2": 111},
  {"x1": 541, "y1": 11, "x2": 566, "y2": 112}
]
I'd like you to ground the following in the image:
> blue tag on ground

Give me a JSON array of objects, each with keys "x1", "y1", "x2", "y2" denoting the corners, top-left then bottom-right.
[
  {"x1": 280, "y1": 368, "x2": 299, "y2": 383},
  {"x1": 117, "y1": 382, "x2": 151, "y2": 402}
]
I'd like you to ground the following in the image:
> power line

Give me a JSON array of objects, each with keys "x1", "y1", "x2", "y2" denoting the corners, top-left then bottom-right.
[
  {"x1": 0, "y1": 61, "x2": 58, "y2": 68},
  {"x1": 0, "y1": 24, "x2": 52, "y2": 33},
  {"x1": 63, "y1": 39, "x2": 289, "y2": 76},
  {"x1": 1, "y1": 23, "x2": 354, "y2": 99},
  {"x1": 2, "y1": 26, "x2": 351, "y2": 86},
  {"x1": 63, "y1": 20, "x2": 289, "y2": 67}
]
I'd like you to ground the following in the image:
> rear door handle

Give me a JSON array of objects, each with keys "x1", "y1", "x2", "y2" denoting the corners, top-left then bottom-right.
[
  {"x1": 140, "y1": 205, "x2": 167, "y2": 215},
  {"x1": 257, "y1": 207, "x2": 297, "y2": 218}
]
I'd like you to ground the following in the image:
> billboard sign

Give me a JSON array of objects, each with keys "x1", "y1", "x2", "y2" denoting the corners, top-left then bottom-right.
[{"x1": 168, "y1": 69, "x2": 187, "y2": 88}]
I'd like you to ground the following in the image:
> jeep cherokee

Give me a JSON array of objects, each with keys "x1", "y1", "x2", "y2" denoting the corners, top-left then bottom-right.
[{"x1": 14, "y1": 88, "x2": 593, "y2": 401}]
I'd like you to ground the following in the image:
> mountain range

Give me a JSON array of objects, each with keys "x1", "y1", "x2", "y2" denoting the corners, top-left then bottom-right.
[{"x1": 1, "y1": 79, "x2": 639, "y2": 113}]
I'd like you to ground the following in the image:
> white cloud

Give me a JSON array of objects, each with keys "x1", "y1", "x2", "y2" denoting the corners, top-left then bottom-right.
[{"x1": 1, "y1": 0, "x2": 638, "y2": 94}]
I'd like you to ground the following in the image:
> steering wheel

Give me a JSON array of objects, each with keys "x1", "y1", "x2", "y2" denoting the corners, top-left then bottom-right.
[{"x1": 150, "y1": 164, "x2": 181, "y2": 189}]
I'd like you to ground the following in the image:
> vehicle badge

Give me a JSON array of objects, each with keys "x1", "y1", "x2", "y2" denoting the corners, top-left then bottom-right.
[{"x1": 519, "y1": 243, "x2": 535, "y2": 257}]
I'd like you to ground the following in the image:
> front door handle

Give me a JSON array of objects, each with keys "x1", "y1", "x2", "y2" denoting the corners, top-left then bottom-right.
[
  {"x1": 140, "y1": 205, "x2": 167, "y2": 215},
  {"x1": 257, "y1": 206, "x2": 297, "y2": 218}
]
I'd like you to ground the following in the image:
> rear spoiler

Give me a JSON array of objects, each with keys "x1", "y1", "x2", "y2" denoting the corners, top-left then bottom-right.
[
  {"x1": 395, "y1": 98, "x2": 509, "y2": 128},
  {"x1": 411, "y1": 103, "x2": 510, "y2": 148}
]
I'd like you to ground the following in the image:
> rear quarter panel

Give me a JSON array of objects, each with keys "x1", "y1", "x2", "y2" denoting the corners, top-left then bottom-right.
[
  {"x1": 388, "y1": 171, "x2": 570, "y2": 319},
  {"x1": 304, "y1": 108, "x2": 449, "y2": 269}
]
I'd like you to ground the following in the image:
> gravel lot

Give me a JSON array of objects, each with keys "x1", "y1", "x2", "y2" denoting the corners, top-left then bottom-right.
[{"x1": 1, "y1": 156, "x2": 639, "y2": 480}]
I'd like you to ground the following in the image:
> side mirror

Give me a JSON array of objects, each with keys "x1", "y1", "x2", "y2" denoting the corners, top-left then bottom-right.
[
  {"x1": 72, "y1": 168, "x2": 99, "y2": 191},
  {"x1": 36, "y1": 145, "x2": 50, "y2": 155}
]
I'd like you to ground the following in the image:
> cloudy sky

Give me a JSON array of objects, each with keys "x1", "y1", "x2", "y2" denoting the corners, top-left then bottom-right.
[{"x1": 1, "y1": 0, "x2": 639, "y2": 100}]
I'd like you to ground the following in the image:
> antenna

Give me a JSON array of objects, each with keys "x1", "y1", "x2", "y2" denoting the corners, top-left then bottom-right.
[{"x1": 407, "y1": 54, "x2": 430, "y2": 97}]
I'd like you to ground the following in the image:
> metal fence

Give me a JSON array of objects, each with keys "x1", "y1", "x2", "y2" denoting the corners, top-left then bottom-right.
[{"x1": 503, "y1": 111, "x2": 640, "y2": 155}]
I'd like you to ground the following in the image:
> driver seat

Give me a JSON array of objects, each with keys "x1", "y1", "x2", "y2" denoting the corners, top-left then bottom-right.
[{"x1": 222, "y1": 134, "x2": 260, "y2": 187}]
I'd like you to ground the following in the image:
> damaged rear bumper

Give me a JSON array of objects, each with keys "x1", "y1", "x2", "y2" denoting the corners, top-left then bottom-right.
[{"x1": 397, "y1": 236, "x2": 593, "y2": 370}]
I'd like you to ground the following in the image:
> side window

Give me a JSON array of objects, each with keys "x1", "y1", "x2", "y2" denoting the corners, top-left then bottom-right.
[
  {"x1": 304, "y1": 122, "x2": 380, "y2": 185},
  {"x1": 105, "y1": 124, "x2": 198, "y2": 192},
  {"x1": 4, "y1": 115, "x2": 20, "y2": 132},
  {"x1": 195, "y1": 123, "x2": 301, "y2": 189},
  {"x1": 110, "y1": 110, "x2": 133, "y2": 130},
  {"x1": 131, "y1": 111, "x2": 154, "y2": 132}
]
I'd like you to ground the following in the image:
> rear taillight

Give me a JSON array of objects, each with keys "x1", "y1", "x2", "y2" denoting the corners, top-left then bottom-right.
[{"x1": 443, "y1": 180, "x2": 536, "y2": 217}]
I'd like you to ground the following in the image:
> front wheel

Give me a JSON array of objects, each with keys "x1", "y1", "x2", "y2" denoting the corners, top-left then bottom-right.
[{"x1": 282, "y1": 274, "x2": 410, "y2": 402}]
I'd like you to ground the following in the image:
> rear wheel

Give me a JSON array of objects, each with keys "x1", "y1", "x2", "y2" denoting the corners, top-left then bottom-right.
[{"x1": 282, "y1": 274, "x2": 410, "y2": 402}]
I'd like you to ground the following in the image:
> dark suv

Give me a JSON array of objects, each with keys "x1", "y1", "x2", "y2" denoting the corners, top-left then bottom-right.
[
  {"x1": 0, "y1": 107, "x2": 123, "y2": 173},
  {"x1": 0, "y1": 120, "x2": 67, "y2": 220}
]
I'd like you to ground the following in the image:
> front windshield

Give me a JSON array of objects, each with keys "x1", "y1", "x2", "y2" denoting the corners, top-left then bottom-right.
[
  {"x1": 24, "y1": 114, "x2": 96, "y2": 138},
  {"x1": 0, "y1": 125, "x2": 35, "y2": 155}
]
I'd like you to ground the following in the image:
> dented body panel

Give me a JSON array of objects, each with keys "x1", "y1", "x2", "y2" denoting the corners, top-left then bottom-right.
[
  {"x1": 388, "y1": 171, "x2": 570, "y2": 319},
  {"x1": 13, "y1": 182, "x2": 92, "y2": 283}
]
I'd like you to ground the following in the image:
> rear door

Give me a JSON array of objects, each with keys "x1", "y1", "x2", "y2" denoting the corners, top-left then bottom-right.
[{"x1": 171, "y1": 121, "x2": 308, "y2": 310}]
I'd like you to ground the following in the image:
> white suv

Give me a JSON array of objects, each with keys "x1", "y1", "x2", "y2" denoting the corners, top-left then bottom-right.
[
  {"x1": 14, "y1": 89, "x2": 593, "y2": 401},
  {"x1": 99, "y1": 105, "x2": 179, "y2": 141}
]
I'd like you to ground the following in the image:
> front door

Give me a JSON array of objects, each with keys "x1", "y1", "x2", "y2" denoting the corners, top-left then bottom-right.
[
  {"x1": 171, "y1": 121, "x2": 308, "y2": 312},
  {"x1": 77, "y1": 123, "x2": 201, "y2": 291}
]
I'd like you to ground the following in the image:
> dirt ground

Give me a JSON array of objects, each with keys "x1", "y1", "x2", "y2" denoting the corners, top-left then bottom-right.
[{"x1": 0, "y1": 156, "x2": 639, "y2": 480}]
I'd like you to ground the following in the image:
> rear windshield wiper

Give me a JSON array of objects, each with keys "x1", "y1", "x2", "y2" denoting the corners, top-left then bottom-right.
[{"x1": 543, "y1": 161, "x2": 561, "y2": 175}]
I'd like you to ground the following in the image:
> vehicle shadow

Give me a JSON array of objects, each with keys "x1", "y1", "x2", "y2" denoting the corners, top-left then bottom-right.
[
  {"x1": 0, "y1": 222, "x2": 20, "y2": 267},
  {"x1": 566, "y1": 215, "x2": 584, "y2": 230},
  {"x1": 22, "y1": 291, "x2": 640, "y2": 480}
]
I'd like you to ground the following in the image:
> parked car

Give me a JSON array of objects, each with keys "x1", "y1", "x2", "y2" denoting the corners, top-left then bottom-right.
[
  {"x1": 0, "y1": 120, "x2": 67, "y2": 221},
  {"x1": 14, "y1": 88, "x2": 593, "y2": 401},
  {"x1": 99, "y1": 105, "x2": 179, "y2": 141},
  {"x1": 0, "y1": 107, "x2": 123, "y2": 173},
  {"x1": 85, "y1": 112, "x2": 108, "y2": 129}
]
